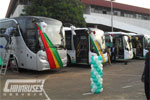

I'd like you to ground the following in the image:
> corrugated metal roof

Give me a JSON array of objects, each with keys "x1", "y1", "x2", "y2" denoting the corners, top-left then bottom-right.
[{"x1": 81, "y1": 0, "x2": 150, "y2": 14}]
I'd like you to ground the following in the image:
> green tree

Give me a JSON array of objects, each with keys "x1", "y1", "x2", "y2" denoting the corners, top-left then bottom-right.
[{"x1": 22, "y1": 0, "x2": 86, "y2": 27}]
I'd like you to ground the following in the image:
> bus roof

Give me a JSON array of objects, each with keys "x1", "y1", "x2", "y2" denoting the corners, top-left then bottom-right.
[
  {"x1": 127, "y1": 33, "x2": 148, "y2": 38},
  {"x1": 105, "y1": 32, "x2": 131, "y2": 36},
  {"x1": 89, "y1": 28, "x2": 104, "y2": 33},
  {"x1": 64, "y1": 27, "x2": 104, "y2": 32},
  {"x1": 64, "y1": 27, "x2": 88, "y2": 31}
]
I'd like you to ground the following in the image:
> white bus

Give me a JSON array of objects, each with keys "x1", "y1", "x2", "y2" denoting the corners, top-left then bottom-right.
[
  {"x1": 0, "y1": 16, "x2": 67, "y2": 71},
  {"x1": 64, "y1": 27, "x2": 108, "y2": 65},
  {"x1": 129, "y1": 33, "x2": 150, "y2": 58},
  {"x1": 105, "y1": 32, "x2": 133, "y2": 61}
]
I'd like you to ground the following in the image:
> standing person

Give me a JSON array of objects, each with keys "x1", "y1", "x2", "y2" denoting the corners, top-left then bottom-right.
[
  {"x1": 106, "y1": 46, "x2": 111, "y2": 64},
  {"x1": 141, "y1": 50, "x2": 150, "y2": 100},
  {"x1": 111, "y1": 45, "x2": 114, "y2": 62},
  {"x1": 111, "y1": 42, "x2": 116, "y2": 62},
  {"x1": 3, "y1": 27, "x2": 15, "y2": 49}
]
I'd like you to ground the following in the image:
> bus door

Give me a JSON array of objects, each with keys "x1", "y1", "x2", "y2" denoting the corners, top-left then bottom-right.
[
  {"x1": 115, "y1": 36, "x2": 124, "y2": 59},
  {"x1": 74, "y1": 30, "x2": 89, "y2": 64},
  {"x1": 123, "y1": 36, "x2": 132, "y2": 59},
  {"x1": 131, "y1": 37, "x2": 137, "y2": 56},
  {"x1": 65, "y1": 30, "x2": 76, "y2": 63},
  {"x1": 136, "y1": 37, "x2": 143, "y2": 57}
]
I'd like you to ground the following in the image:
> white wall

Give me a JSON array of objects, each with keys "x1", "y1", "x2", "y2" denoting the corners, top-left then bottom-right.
[{"x1": 10, "y1": 5, "x2": 25, "y2": 18}]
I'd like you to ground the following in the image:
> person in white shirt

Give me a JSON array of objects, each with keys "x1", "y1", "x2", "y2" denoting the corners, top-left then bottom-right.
[{"x1": 3, "y1": 27, "x2": 15, "y2": 49}]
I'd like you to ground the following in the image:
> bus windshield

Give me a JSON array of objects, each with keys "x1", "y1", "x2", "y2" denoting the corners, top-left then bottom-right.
[
  {"x1": 145, "y1": 36, "x2": 150, "y2": 49},
  {"x1": 95, "y1": 31, "x2": 105, "y2": 52},
  {"x1": 40, "y1": 18, "x2": 63, "y2": 47},
  {"x1": 105, "y1": 35, "x2": 113, "y2": 48}
]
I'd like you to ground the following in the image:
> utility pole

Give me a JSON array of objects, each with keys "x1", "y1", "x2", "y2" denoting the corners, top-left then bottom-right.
[
  {"x1": 105, "y1": 0, "x2": 115, "y2": 32},
  {"x1": 110, "y1": 0, "x2": 114, "y2": 32}
]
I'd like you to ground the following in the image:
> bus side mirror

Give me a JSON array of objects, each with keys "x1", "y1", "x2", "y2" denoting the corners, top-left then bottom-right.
[{"x1": 32, "y1": 19, "x2": 37, "y2": 23}]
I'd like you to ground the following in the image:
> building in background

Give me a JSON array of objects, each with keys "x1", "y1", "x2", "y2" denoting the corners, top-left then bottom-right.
[{"x1": 5, "y1": 0, "x2": 150, "y2": 34}]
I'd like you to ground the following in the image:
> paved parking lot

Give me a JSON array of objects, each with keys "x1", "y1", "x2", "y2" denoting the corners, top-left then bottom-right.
[{"x1": 0, "y1": 59, "x2": 146, "y2": 100}]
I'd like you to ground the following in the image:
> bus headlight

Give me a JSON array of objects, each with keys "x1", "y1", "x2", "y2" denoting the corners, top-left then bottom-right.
[{"x1": 39, "y1": 54, "x2": 47, "y2": 60}]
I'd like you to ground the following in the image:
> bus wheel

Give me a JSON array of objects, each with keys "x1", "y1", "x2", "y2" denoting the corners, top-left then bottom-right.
[
  {"x1": 124, "y1": 61, "x2": 128, "y2": 65},
  {"x1": 9, "y1": 57, "x2": 19, "y2": 73},
  {"x1": 133, "y1": 53, "x2": 136, "y2": 59},
  {"x1": 67, "y1": 55, "x2": 71, "y2": 67}
]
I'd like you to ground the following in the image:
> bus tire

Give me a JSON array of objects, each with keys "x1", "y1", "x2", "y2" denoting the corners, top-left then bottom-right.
[
  {"x1": 133, "y1": 53, "x2": 136, "y2": 59},
  {"x1": 67, "y1": 55, "x2": 71, "y2": 67},
  {"x1": 124, "y1": 61, "x2": 128, "y2": 65},
  {"x1": 9, "y1": 57, "x2": 20, "y2": 73}
]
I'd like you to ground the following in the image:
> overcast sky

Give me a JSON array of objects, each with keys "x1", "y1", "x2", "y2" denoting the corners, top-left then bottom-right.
[{"x1": 0, "y1": 0, "x2": 150, "y2": 19}]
